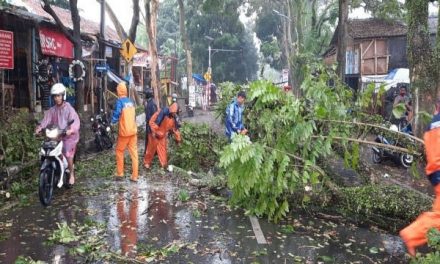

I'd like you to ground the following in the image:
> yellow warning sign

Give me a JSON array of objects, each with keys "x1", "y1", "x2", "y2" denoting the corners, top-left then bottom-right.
[{"x1": 120, "y1": 39, "x2": 137, "y2": 62}]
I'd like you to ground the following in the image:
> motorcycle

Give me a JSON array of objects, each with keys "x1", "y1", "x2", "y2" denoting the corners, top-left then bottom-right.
[
  {"x1": 91, "y1": 109, "x2": 114, "y2": 151},
  {"x1": 371, "y1": 124, "x2": 414, "y2": 168},
  {"x1": 38, "y1": 120, "x2": 74, "y2": 206},
  {"x1": 186, "y1": 104, "x2": 194, "y2": 117}
]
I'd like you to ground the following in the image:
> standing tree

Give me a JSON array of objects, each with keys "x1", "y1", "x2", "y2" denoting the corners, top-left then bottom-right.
[
  {"x1": 406, "y1": 0, "x2": 435, "y2": 135},
  {"x1": 337, "y1": 0, "x2": 348, "y2": 82},
  {"x1": 99, "y1": 0, "x2": 141, "y2": 104},
  {"x1": 178, "y1": 0, "x2": 193, "y2": 90},
  {"x1": 42, "y1": 0, "x2": 84, "y2": 115},
  {"x1": 145, "y1": 0, "x2": 160, "y2": 106}
]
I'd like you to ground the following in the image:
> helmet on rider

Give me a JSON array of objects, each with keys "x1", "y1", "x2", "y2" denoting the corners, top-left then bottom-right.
[
  {"x1": 51, "y1": 83, "x2": 67, "y2": 100},
  {"x1": 144, "y1": 88, "x2": 154, "y2": 99},
  {"x1": 171, "y1": 93, "x2": 178, "y2": 102}
]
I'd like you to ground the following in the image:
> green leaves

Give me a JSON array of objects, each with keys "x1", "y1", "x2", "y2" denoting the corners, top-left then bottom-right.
[
  {"x1": 219, "y1": 69, "x2": 353, "y2": 222},
  {"x1": 49, "y1": 222, "x2": 79, "y2": 244},
  {"x1": 392, "y1": 103, "x2": 407, "y2": 119}
]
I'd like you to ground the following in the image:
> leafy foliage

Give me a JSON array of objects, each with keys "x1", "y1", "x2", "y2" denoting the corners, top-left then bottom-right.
[
  {"x1": 0, "y1": 110, "x2": 40, "y2": 168},
  {"x1": 338, "y1": 185, "x2": 431, "y2": 225},
  {"x1": 412, "y1": 229, "x2": 440, "y2": 263},
  {"x1": 219, "y1": 63, "x2": 354, "y2": 221},
  {"x1": 169, "y1": 123, "x2": 227, "y2": 173},
  {"x1": 186, "y1": 0, "x2": 258, "y2": 83}
]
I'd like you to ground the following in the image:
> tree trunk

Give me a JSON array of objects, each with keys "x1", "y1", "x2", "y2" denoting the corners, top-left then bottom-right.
[
  {"x1": 407, "y1": 0, "x2": 432, "y2": 136},
  {"x1": 70, "y1": 0, "x2": 83, "y2": 114},
  {"x1": 128, "y1": 0, "x2": 140, "y2": 43},
  {"x1": 337, "y1": 0, "x2": 348, "y2": 82},
  {"x1": 145, "y1": 0, "x2": 160, "y2": 106},
  {"x1": 178, "y1": 0, "x2": 193, "y2": 90},
  {"x1": 41, "y1": 0, "x2": 83, "y2": 114},
  {"x1": 100, "y1": 0, "x2": 141, "y2": 106}
]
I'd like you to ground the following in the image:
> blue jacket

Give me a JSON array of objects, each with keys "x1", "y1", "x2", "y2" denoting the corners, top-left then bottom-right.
[{"x1": 225, "y1": 99, "x2": 244, "y2": 139}]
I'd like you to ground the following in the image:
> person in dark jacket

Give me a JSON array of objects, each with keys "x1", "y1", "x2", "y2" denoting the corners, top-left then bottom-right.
[{"x1": 143, "y1": 88, "x2": 158, "y2": 164}]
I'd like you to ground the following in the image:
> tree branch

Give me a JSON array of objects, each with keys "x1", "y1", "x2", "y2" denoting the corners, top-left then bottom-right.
[
  {"x1": 97, "y1": 0, "x2": 127, "y2": 41},
  {"x1": 41, "y1": 0, "x2": 76, "y2": 45},
  {"x1": 317, "y1": 119, "x2": 425, "y2": 145},
  {"x1": 128, "y1": 0, "x2": 140, "y2": 43}
]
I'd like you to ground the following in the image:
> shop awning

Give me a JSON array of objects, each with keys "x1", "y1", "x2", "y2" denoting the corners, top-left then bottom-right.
[{"x1": 39, "y1": 27, "x2": 73, "y2": 59}]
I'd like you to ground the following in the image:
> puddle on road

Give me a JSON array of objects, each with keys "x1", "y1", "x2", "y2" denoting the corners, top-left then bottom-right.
[{"x1": 0, "y1": 176, "x2": 409, "y2": 263}]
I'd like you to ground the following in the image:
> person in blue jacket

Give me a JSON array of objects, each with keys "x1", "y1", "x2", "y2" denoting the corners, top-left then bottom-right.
[{"x1": 225, "y1": 91, "x2": 248, "y2": 141}]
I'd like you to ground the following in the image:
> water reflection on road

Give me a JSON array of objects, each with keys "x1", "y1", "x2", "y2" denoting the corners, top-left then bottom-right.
[{"x1": 0, "y1": 176, "x2": 409, "y2": 263}]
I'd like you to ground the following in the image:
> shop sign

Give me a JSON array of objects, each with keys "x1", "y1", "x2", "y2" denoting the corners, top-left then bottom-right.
[
  {"x1": 133, "y1": 52, "x2": 150, "y2": 67},
  {"x1": 39, "y1": 27, "x2": 73, "y2": 59},
  {"x1": 0, "y1": 30, "x2": 14, "y2": 69}
]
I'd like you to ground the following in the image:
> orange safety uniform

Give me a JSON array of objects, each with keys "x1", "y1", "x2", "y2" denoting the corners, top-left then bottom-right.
[
  {"x1": 144, "y1": 103, "x2": 181, "y2": 168},
  {"x1": 111, "y1": 82, "x2": 138, "y2": 180},
  {"x1": 400, "y1": 114, "x2": 440, "y2": 256}
]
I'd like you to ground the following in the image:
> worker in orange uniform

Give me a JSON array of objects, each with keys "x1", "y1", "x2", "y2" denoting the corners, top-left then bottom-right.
[
  {"x1": 400, "y1": 99, "x2": 440, "y2": 256},
  {"x1": 143, "y1": 102, "x2": 181, "y2": 169},
  {"x1": 111, "y1": 82, "x2": 139, "y2": 182}
]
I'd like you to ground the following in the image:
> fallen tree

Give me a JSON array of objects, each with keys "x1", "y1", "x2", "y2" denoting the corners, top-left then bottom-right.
[{"x1": 209, "y1": 62, "x2": 429, "y2": 227}]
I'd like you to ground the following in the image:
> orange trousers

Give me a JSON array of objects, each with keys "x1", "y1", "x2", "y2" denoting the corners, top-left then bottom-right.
[
  {"x1": 117, "y1": 189, "x2": 138, "y2": 256},
  {"x1": 116, "y1": 135, "x2": 138, "y2": 180},
  {"x1": 400, "y1": 184, "x2": 440, "y2": 256},
  {"x1": 144, "y1": 134, "x2": 168, "y2": 168}
]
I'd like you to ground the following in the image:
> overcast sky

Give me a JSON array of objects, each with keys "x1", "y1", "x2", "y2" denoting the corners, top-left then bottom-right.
[
  {"x1": 78, "y1": 1, "x2": 440, "y2": 32},
  {"x1": 77, "y1": 0, "x2": 134, "y2": 31}
]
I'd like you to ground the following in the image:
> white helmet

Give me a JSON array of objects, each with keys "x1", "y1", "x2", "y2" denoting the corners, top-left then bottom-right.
[
  {"x1": 51, "y1": 83, "x2": 66, "y2": 100},
  {"x1": 389, "y1": 124, "x2": 399, "y2": 132}
]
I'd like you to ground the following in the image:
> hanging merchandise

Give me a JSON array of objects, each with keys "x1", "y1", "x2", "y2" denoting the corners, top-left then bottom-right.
[
  {"x1": 69, "y1": 60, "x2": 86, "y2": 82},
  {"x1": 35, "y1": 59, "x2": 53, "y2": 110}
]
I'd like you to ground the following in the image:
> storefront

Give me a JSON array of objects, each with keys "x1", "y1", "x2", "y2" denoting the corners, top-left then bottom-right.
[{"x1": 36, "y1": 25, "x2": 75, "y2": 110}]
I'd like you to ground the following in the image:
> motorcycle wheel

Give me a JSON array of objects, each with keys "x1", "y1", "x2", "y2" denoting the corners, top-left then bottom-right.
[
  {"x1": 372, "y1": 150, "x2": 382, "y2": 164},
  {"x1": 400, "y1": 154, "x2": 414, "y2": 168},
  {"x1": 95, "y1": 134, "x2": 104, "y2": 152},
  {"x1": 102, "y1": 133, "x2": 113, "y2": 150},
  {"x1": 39, "y1": 169, "x2": 54, "y2": 206}
]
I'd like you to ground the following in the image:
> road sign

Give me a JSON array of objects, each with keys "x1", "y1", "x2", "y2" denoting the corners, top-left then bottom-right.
[
  {"x1": 204, "y1": 72, "x2": 211, "y2": 82},
  {"x1": 120, "y1": 39, "x2": 137, "y2": 63},
  {"x1": 94, "y1": 63, "x2": 109, "y2": 73},
  {"x1": 0, "y1": 30, "x2": 14, "y2": 69}
]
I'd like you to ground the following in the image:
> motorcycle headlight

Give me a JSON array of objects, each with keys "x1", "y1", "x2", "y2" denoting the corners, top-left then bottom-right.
[
  {"x1": 106, "y1": 126, "x2": 111, "y2": 132},
  {"x1": 45, "y1": 128, "x2": 60, "y2": 139},
  {"x1": 90, "y1": 117, "x2": 94, "y2": 122}
]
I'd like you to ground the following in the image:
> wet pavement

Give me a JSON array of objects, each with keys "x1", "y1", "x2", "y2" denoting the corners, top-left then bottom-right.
[
  {"x1": 0, "y1": 110, "x2": 417, "y2": 263},
  {"x1": 0, "y1": 169, "x2": 409, "y2": 263}
]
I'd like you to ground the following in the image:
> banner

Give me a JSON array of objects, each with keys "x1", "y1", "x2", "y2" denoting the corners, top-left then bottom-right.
[
  {"x1": 39, "y1": 27, "x2": 73, "y2": 59},
  {"x1": 133, "y1": 52, "x2": 150, "y2": 67},
  {"x1": 0, "y1": 30, "x2": 13, "y2": 69}
]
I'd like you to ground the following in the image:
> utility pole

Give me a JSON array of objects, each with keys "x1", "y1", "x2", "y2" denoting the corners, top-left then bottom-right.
[{"x1": 99, "y1": 0, "x2": 107, "y2": 113}]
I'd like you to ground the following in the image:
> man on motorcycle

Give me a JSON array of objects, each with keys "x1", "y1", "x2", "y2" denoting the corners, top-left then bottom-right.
[
  {"x1": 35, "y1": 83, "x2": 80, "y2": 186},
  {"x1": 112, "y1": 82, "x2": 139, "y2": 182},
  {"x1": 400, "y1": 99, "x2": 440, "y2": 256},
  {"x1": 143, "y1": 88, "x2": 157, "y2": 164}
]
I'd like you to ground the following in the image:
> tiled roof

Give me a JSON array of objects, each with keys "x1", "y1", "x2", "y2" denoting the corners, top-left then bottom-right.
[{"x1": 9, "y1": 0, "x2": 120, "y2": 42}]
